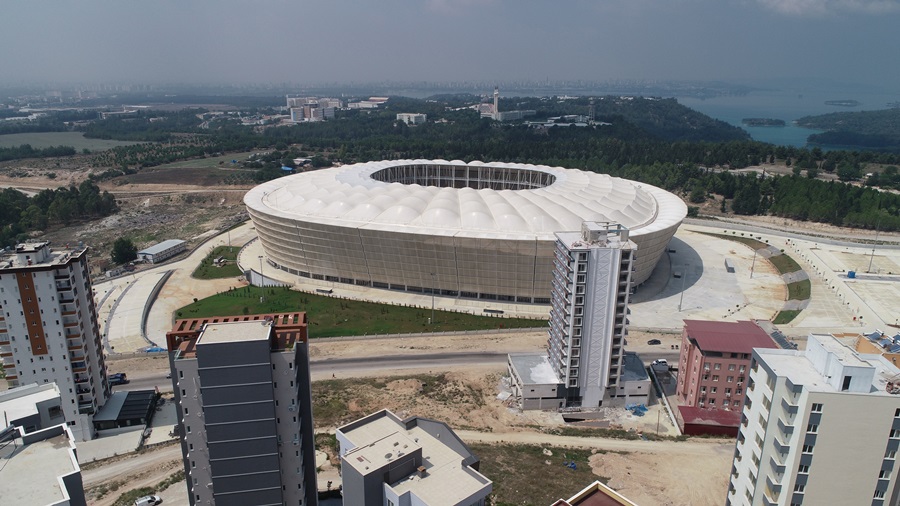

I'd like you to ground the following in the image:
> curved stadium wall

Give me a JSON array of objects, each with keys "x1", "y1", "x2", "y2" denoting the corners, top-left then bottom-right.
[{"x1": 244, "y1": 160, "x2": 686, "y2": 304}]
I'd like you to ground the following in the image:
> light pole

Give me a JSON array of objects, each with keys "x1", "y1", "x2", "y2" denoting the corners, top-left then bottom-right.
[
  {"x1": 430, "y1": 272, "x2": 436, "y2": 325},
  {"x1": 258, "y1": 255, "x2": 264, "y2": 290},
  {"x1": 750, "y1": 248, "x2": 757, "y2": 279}
]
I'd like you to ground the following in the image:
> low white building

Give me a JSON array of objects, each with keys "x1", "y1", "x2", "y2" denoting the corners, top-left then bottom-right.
[
  {"x1": 0, "y1": 383, "x2": 65, "y2": 433},
  {"x1": 396, "y1": 113, "x2": 427, "y2": 125},
  {"x1": 507, "y1": 353, "x2": 564, "y2": 410},
  {"x1": 728, "y1": 333, "x2": 900, "y2": 506},
  {"x1": 337, "y1": 409, "x2": 491, "y2": 506},
  {"x1": 137, "y1": 239, "x2": 186, "y2": 264},
  {"x1": 0, "y1": 424, "x2": 86, "y2": 506}
]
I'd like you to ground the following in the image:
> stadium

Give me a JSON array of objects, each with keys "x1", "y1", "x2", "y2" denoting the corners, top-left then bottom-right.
[{"x1": 244, "y1": 160, "x2": 687, "y2": 304}]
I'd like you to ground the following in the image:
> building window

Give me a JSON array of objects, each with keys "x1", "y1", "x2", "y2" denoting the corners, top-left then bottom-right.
[
  {"x1": 727, "y1": 376, "x2": 734, "y2": 383},
  {"x1": 886, "y1": 449, "x2": 896, "y2": 460},
  {"x1": 802, "y1": 444, "x2": 814, "y2": 454},
  {"x1": 711, "y1": 387, "x2": 718, "y2": 394},
  {"x1": 807, "y1": 424, "x2": 818, "y2": 433},
  {"x1": 715, "y1": 363, "x2": 721, "y2": 370},
  {"x1": 841, "y1": 376, "x2": 851, "y2": 391},
  {"x1": 798, "y1": 464, "x2": 809, "y2": 474},
  {"x1": 875, "y1": 490, "x2": 885, "y2": 499},
  {"x1": 794, "y1": 484, "x2": 805, "y2": 493},
  {"x1": 713, "y1": 375, "x2": 719, "y2": 382},
  {"x1": 728, "y1": 364, "x2": 736, "y2": 371},
  {"x1": 879, "y1": 469, "x2": 889, "y2": 479},
  {"x1": 812, "y1": 403, "x2": 823, "y2": 413},
  {"x1": 891, "y1": 429, "x2": 900, "y2": 439}
]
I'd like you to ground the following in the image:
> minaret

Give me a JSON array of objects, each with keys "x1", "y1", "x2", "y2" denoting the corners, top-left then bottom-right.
[{"x1": 493, "y1": 86, "x2": 500, "y2": 120}]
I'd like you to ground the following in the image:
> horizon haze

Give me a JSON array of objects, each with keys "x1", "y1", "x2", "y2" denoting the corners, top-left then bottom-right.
[{"x1": 2, "y1": 1, "x2": 899, "y2": 91}]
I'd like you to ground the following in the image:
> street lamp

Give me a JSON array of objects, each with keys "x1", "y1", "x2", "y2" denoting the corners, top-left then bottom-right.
[
  {"x1": 258, "y1": 255, "x2": 264, "y2": 287},
  {"x1": 430, "y1": 272, "x2": 436, "y2": 325}
]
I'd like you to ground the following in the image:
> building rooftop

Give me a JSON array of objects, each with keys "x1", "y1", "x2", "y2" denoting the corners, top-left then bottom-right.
[
  {"x1": 550, "y1": 479, "x2": 640, "y2": 506},
  {"x1": 168, "y1": 313, "x2": 308, "y2": 359},
  {"x1": 0, "y1": 426, "x2": 80, "y2": 505},
  {"x1": 509, "y1": 353, "x2": 561, "y2": 385},
  {"x1": 621, "y1": 352, "x2": 650, "y2": 382},
  {"x1": 0, "y1": 242, "x2": 86, "y2": 270},
  {"x1": 137, "y1": 239, "x2": 186, "y2": 256},
  {"x1": 0, "y1": 383, "x2": 60, "y2": 423},
  {"x1": 757, "y1": 334, "x2": 900, "y2": 395},
  {"x1": 340, "y1": 410, "x2": 491, "y2": 504},
  {"x1": 683, "y1": 320, "x2": 778, "y2": 355},
  {"x1": 198, "y1": 320, "x2": 272, "y2": 345}
]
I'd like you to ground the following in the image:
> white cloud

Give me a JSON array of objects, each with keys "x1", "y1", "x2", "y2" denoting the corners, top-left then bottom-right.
[{"x1": 755, "y1": 0, "x2": 900, "y2": 15}]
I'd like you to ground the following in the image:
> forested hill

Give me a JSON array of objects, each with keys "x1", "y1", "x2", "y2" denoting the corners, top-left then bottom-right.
[{"x1": 797, "y1": 108, "x2": 900, "y2": 151}]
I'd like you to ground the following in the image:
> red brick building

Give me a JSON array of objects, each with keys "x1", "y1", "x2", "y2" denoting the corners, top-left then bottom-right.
[{"x1": 677, "y1": 320, "x2": 777, "y2": 410}]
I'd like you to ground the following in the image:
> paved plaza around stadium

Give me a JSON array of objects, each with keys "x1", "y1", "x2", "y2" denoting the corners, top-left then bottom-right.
[{"x1": 97, "y1": 215, "x2": 900, "y2": 355}]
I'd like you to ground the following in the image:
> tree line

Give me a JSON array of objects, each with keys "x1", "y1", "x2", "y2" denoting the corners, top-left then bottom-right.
[{"x1": 0, "y1": 181, "x2": 118, "y2": 247}]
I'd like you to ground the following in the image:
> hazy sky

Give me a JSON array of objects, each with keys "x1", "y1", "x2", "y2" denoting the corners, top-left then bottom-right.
[{"x1": 2, "y1": 0, "x2": 898, "y2": 88}]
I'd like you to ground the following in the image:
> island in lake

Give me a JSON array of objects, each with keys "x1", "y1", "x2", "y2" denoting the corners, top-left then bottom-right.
[
  {"x1": 742, "y1": 118, "x2": 785, "y2": 127},
  {"x1": 824, "y1": 100, "x2": 860, "y2": 107}
]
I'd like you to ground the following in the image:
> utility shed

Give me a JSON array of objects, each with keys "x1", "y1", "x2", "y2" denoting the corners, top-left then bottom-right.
[
  {"x1": 724, "y1": 258, "x2": 735, "y2": 273},
  {"x1": 507, "y1": 353, "x2": 564, "y2": 410},
  {"x1": 137, "y1": 239, "x2": 186, "y2": 264}
]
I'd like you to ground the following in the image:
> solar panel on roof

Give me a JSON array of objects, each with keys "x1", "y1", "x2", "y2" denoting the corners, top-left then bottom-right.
[{"x1": 889, "y1": 344, "x2": 900, "y2": 353}]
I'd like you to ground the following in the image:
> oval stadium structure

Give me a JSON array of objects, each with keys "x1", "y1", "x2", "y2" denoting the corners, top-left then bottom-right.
[{"x1": 244, "y1": 160, "x2": 686, "y2": 304}]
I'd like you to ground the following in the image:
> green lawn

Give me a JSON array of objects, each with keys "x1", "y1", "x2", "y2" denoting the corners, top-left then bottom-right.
[
  {"x1": 787, "y1": 279, "x2": 812, "y2": 300},
  {"x1": 177, "y1": 286, "x2": 545, "y2": 338},
  {"x1": 768, "y1": 254, "x2": 802, "y2": 275},
  {"x1": 469, "y1": 443, "x2": 611, "y2": 506},
  {"x1": 192, "y1": 246, "x2": 242, "y2": 280},
  {"x1": 773, "y1": 310, "x2": 802, "y2": 324},
  {"x1": 699, "y1": 231, "x2": 768, "y2": 251},
  {"x1": 0, "y1": 132, "x2": 142, "y2": 150},
  {"x1": 152, "y1": 150, "x2": 260, "y2": 169}
]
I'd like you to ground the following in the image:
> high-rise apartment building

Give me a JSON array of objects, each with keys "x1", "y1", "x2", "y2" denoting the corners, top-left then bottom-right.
[
  {"x1": 548, "y1": 222, "x2": 635, "y2": 407},
  {"x1": 166, "y1": 313, "x2": 317, "y2": 506},
  {"x1": 0, "y1": 242, "x2": 109, "y2": 441},
  {"x1": 728, "y1": 333, "x2": 900, "y2": 506}
]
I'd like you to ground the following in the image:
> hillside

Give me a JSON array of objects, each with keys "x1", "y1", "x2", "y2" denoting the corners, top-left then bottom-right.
[{"x1": 797, "y1": 108, "x2": 900, "y2": 151}]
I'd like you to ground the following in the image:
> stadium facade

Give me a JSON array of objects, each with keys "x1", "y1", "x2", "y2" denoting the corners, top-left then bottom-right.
[{"x1": 244, "y1": 160, "x2": 686, "y2": 304}]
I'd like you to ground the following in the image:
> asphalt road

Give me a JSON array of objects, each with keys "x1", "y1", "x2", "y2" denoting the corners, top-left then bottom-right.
[{"x1": 117, "y1": 349, "x2": 682, "y2": 392}]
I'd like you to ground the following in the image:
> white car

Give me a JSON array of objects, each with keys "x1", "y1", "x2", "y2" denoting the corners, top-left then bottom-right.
[{"x1": 134, "y1": 495, "x2": 162, "y2": 506}]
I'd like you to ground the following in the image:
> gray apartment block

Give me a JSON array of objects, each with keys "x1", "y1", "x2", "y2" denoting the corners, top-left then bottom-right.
[
  {"x1": 168, "y1": 318, "x2": 317, "y2": 506},
  {"x1": 337, "y1": 409, "x2": 491, "y2": 506}
]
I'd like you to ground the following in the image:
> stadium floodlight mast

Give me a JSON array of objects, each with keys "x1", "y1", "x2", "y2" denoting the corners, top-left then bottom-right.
[{"x1": 430, "y1": 272, "x2": 436, "y2": 325}]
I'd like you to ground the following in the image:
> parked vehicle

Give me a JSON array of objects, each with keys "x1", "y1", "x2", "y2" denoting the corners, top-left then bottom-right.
[
  {"x1": 134, "y1": 495, "x2": 162, "y2": 506},
  {"x1": 651, "y1": 359, "x2": 670, "y2": 372},
  {"x1": 647, "y1": 339, "x2": 662, "y2": 345},
  {"x1": 109, "y1": 373, "x2": 129, "y2": 385}
]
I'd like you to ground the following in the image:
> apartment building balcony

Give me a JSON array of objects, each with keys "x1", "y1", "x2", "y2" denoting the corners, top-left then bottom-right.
[
  {"x1": 67, "y1": 338, "x2": 84, "y2": 351},
  {"x1": 56, "y1": 280, "x2": 72, "y2": 291},
  {"x1": 78, "y1": 402, "x2": 95, "y2": 415},
  {"x1": 0, "y1": 344, "x2": 11, "y2": 356},
  {"x1": 60, "y1": 302, "x2": 77, "y2": 314},
  {"x1": 70, "y1": 350, "x2": 86, "y2": 362},
  {"x1": 59, "y1": 296, "x2": 75, "y2": 304},
  {"x1": 72, "y1": 361, "x2": 88, "y2": 373},
  {"x1": 773, "y1": 435, "x2": 791, "y2": 454},
  {"x1": 781, "y1": 396, "x2": 799, "y2": 415},
  {"x1": 777, "y1": 417, "x2": 794, "y2": 437},
  {"x1": 769, "y1": 456, "x2": 786, "y2": 477},
  {"x1": 74, "y1": 373, "x2": 90, "y2": 385},
  {"x1": 77, "y1": 392, "x2": 95, "y2": 404}
]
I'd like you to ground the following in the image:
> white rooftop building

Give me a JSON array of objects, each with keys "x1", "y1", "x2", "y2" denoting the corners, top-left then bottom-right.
[
  {"x1": 0, "y1": 421, "x2": 85, "y2": 506},
  {"x1": 337, "y1": 409, "x2": 491, "y2": 506}
]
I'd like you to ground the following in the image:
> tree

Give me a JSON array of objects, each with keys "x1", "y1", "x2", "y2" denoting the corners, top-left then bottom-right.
[{"x1": 111, "y1": 238, "x2": 137, "y2": 264}]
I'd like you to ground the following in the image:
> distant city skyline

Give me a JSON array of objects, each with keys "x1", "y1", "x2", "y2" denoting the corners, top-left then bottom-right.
[{"x1": 2, "y1": 1, "x2": 898, "y2": 89}]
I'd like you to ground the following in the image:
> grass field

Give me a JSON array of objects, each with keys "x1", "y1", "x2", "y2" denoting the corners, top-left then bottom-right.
[
  {"x1": 773, "y1": 310, "x2": 802, "y2": 324},
  {"x1": 0, "y1": 132, "x2": 142, "y2": 150},
  {"x1": 470, "y1": 443, "x2": 611, "y2": 506},
  {"x1": 193, "y1": 246, "x2": 242, "y2": 279},
  {"x1": 177, "y1": 286, "x2": 545, "y2": 338},
  {"x1": 152, "y1": 150, "x2": 260, "y2": 169},
  {"x1": 768, "y1": 254, "x2": 802, "y2": 275},
  {"x1": 699, "y1": 231, "x2": 769, "y2": 251},
  {"x1": 787, "y1": 279, "x2": 812, "y2": 300}
]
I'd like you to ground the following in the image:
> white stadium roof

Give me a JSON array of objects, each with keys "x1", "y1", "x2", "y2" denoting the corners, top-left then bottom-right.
[{"x1": 245, "y1": 160, "x2": 686, "y2": 241}]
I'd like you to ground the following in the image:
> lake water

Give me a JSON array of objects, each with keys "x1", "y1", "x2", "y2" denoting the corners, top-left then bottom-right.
[{"x1": 679, "y1": 88, "x2": 900, "y2": 147}]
